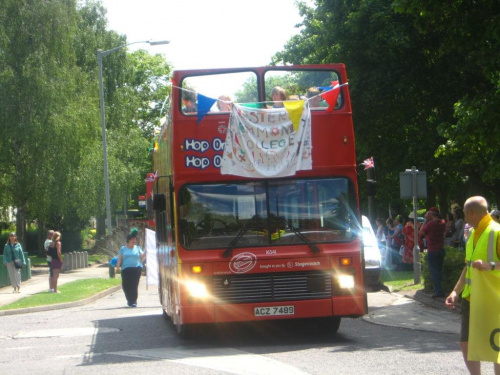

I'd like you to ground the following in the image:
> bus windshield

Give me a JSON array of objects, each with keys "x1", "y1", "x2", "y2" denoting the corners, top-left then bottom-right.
[{"x1": 178, "y1": 178, "x2": 356, "y2": 250}]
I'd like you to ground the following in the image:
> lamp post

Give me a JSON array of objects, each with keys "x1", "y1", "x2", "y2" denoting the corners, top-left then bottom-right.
[{"x1": 98, "y1": 39, "x2": 169, "y2": 235}]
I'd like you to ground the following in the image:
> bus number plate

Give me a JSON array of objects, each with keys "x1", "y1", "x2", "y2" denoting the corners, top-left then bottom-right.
[{"x1": 254, "y1": 306, "x2": 294, "y2": 316}]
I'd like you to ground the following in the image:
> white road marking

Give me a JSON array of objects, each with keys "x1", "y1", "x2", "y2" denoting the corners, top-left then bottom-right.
[
  {"x1": 14, "y1": 327, "x2": 119, "y2": 338},
  {"x1": 109, "y1": 347, "x2": 310, "y2": 375}
]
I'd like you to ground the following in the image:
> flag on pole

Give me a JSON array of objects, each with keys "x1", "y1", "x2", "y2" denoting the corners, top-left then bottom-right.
[{"x1": 361, "y1": 157, "x2": 374, "y2": 169}]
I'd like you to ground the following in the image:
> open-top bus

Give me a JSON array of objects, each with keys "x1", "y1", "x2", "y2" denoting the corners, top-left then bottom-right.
[{"x1": 153, "y1": 64, "x2": 366, "y2": 337}]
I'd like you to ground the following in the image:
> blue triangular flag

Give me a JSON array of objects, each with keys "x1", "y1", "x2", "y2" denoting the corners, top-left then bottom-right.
[{"x1": 197, "y1": 94, "x2": 217, "y2": 124}]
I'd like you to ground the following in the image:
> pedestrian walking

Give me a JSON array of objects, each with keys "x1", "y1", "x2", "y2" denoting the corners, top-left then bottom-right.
[
  {"x1": 419, "y1": 207, "x2": 446, "y2": 298},
  {"x1": 116, "y1": 228, "x2": 145, "y2": 307},
  {"x1": 44, "y1": 230, "x2": 54, "y2": 292},
  {"x1": 445, "y1": 196, "x2": 500, "y2": 374},
  {"x1": 3, "y1": 232, "x2": 26, "y2": 293}
]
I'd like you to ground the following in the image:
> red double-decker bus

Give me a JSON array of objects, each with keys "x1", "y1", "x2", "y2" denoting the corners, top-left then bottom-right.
[{"x1": 153, "y1": 64, "x2": 366, "y2": 337}]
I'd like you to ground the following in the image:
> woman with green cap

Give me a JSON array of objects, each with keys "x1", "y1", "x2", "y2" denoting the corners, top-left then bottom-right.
[{"x1": 116, "y1": 228, "x2": 145, "y2": 307}]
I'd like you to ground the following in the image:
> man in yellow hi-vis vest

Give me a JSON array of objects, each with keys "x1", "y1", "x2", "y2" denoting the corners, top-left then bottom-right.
[{"x1": 445, "y1": 196, "x2": 500, "y2": 375}]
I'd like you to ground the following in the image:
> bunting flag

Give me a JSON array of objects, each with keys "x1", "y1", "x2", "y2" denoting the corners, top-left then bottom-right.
[
  {"x1": 283, "y1": 100, "x2": 306, "y2": 132},
  {"x1": 468, "y1": 268, "x2": 500, "y2": 363},
  {"x1": 197, "y1": 94, "x2": 217, "y2": 124},
  {"x1": 220, "y1": 103, "x2": 312, "y2": 178},
  {"x1": 321, "y1": 81, "x2": 341, "y2": 112},
  {"x1": 361, "y1": 156, "x2": 374, "y2": 169}
]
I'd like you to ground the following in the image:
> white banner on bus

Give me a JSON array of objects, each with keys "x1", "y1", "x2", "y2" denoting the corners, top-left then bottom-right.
[
  {"x1": 145, "y1": 228, "x2": 158, "y2": 287},
  {"x1": 220, "y1": 102, "x2": 312, "y2": 178}
]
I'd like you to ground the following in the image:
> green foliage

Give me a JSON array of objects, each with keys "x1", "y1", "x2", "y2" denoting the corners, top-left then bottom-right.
[
  {"x1": 274, "y1": 0, "x2": 500, "y2": 214},
  {"x1": 81, "y1": 227, "x2": 97, "y2": 249},
  {"x1": 234, "y1": 76, "x2": 258, "y2": 103},
  {"x1": 0, "y1": 0, "x2": 173, "y2": 241},
  {"x1": 421, "y1": 247, "x2": 465, "y2": 294}
]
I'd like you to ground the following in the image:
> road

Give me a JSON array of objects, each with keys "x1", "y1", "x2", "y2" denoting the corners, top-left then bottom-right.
[{"x1": 0, "y1": 283, "x2": 489, "y2": 375}]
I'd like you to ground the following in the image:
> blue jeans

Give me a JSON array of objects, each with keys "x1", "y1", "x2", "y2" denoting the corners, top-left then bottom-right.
[
  {"x1": 47, "y1": 260, "x2": 53, "y2": 277},
  {"x1": 427, "y1": 249, "x2": 445, "y2": 295}
]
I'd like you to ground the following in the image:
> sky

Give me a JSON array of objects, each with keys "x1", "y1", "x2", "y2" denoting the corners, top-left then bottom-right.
[{"x1": 100, "y1": 0, "x2": 306, "y2": 71}]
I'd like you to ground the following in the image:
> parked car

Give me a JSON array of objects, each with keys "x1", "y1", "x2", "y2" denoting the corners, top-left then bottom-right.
[{"x1": 361, "y1": 215, "x2": 382, "y2": 289}]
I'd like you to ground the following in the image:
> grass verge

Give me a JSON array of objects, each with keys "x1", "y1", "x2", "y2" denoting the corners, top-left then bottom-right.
[
  {"x1": 381, "y1": 269, "x2": 424, "y2": 292},
  {"x1": 0, "y1": 278, "x2": 121, "y2": 311}
]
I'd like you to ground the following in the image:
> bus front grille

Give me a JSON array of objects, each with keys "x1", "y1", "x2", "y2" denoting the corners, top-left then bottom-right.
[{"x1": 212, "y1": 271, "x2": 332, "y2": 304}]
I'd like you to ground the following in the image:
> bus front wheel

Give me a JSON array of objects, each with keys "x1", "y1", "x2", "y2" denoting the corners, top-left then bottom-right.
[
  {"x1": 176, "y1": 323, "x2": 193, "y2": 339},
  {"x1": 316, "y1": 317, "x2": 341, "y2": 334}
]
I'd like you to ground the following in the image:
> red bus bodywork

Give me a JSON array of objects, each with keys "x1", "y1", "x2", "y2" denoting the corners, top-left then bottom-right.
[{"x1": 153, "y1": 65, "x2": 366, "y2": 336}]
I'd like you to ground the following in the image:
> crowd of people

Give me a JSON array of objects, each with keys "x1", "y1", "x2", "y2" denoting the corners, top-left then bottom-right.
[
  {"x1": 374, "y1": 201, "x2": 498, "y2": 289},
  {"x1": 374, "y1": 197, "x2": 500, "y2": 373}
]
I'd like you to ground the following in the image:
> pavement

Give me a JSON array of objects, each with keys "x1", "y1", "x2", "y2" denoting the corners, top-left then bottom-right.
[{"x1": 0, "y1": 265, "x2": 462, "y2": 336}]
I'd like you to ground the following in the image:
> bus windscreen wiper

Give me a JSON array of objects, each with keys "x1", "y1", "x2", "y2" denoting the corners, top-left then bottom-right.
[
  {"x1": 222, "y1": 228, "x2": 247, "y2": 258},
  {"x1": 281, "y1": 218, "x2": 320, "y2": 254}
]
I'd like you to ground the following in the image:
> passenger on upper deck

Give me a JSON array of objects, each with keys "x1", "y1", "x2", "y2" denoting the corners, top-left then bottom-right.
[
  {"x1": 217, "y1": 95, "x2": 233, "y2": 112},
  {"x1": 271, "y1": 86, "x2": 286, "y2": 108},
  {"x1": 306, "y1": 87, "x2": 328, "y2": 108},
  {"x1": 182, "y1": 90, "x2": 197, "y2": 113},
  {"x1": 306, "y1": 87, "x2": 321, "y2": 107}
]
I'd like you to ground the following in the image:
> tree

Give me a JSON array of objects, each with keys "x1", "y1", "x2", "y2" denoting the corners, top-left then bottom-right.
[
  {"x1": 0, "y1": 0, "x2": 173, "y2": 250},
  {"x1": 0, "y1": 0, "x2": 83, "y2": 247},
  {"x1": 274, "y1": 0, "x2": 500, "y2": 214},
  {"x1": 394, "y1": 0, "x2": 500, "y2": 203}
]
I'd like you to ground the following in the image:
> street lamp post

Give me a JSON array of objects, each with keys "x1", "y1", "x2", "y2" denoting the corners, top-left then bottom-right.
[{"x1": 98, "y1": 39, "x2": 169, "y2": 235}]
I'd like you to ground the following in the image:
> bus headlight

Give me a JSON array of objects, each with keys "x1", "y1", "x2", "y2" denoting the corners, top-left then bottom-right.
[
  {"x1": 185, "y1": 280, "x2": 208, "y2": 298},
  {"x1": 337, "y1": 274, "x2": 355, "y2": 289}
]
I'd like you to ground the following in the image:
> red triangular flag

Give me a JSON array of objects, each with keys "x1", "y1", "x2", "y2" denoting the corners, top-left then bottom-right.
[{"x1": 321, "y1": 81, "x2": 341, "y2": 112}]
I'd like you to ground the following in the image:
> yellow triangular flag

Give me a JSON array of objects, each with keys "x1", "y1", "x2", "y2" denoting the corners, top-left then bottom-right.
[{"x1": 283, "y1": 100, "x2": 305, "y2": 132}]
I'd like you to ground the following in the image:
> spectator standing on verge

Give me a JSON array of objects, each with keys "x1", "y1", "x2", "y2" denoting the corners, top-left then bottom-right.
[
  {"x1": 419, "y1": 207, "x2": 446, "y2": 298},
  {"x1": 385, "y1": 218, "x2": 395, "y2": 269},
  {"x1": 445, "y1": 196, "x2": 500, "y2": 375},
  {"x1": 375, "y1": 218, "x2": 387, "y2": 261},
  {"x1": 116, "y1": 228, "x2": 146, "y2": 307},
  {"x1": 3, "y1": 233, "x2": 26, "y2": 293},
  {"x1": 44, "y1": 230, "x2": 54, "y2": 292},
  {"x1": 451, "y1": 199, "x2": 461, "y2": 213},
  {"x1": 402, "y1": 212, "x2": 423, "y2": 269},
  {"x1": 47, "y1": 231, "x2": 63, "y2": 293},
  {"x1": 444, "y1": 212, "x2": 456, "y2": 247},
  {"x1": 454, "y1": 208, "x2": 465, "y2": 247},
  {"x1": 392, "y1": 215, "x2": 404, "y2": 269}
]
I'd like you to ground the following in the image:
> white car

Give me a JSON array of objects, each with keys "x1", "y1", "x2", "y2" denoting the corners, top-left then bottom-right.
[{"x1": 361, "y1": 215, "x2": 382, "y2": 288}]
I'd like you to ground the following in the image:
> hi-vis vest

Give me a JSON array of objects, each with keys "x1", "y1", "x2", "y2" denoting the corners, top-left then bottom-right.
[{"x1": 462, "y1": 222, "x2": 500, "y2": 299}]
